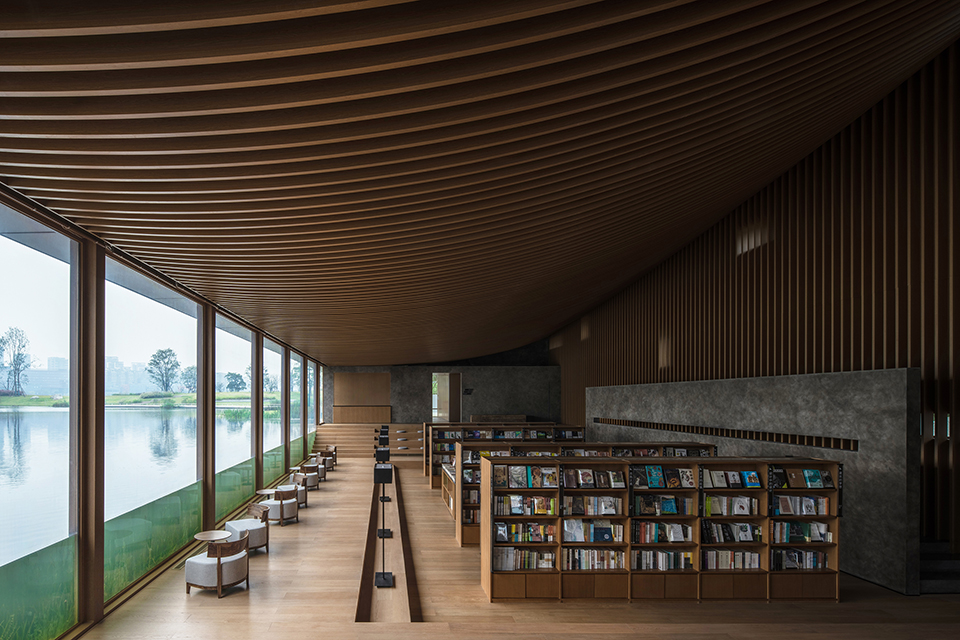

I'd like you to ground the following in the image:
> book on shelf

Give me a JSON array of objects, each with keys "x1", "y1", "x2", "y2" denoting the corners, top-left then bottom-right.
[
  {"x1": 645, "y1": 465, "x2": 665, "y2": 489},
  {"x1": 530, "y1": 466, "x2": 543, "y2": 488},
  {"x1": 710, "y1": 470, "x2": 727, "y2": 487},
  {"x1": 771, "y1": 548, "x2": 829, "y2": 571},
  {"x1": 741, "y1": 470, "x2": 762, "y2": 488},
  {"x1": 560, "y1": 548, "x2": 625, "y2": 571},
  {"x1": 773, "y1": 494, "x2": 829, "y2": 516},
  {"x1": 495, "y1": 494, "x2": 557, "y2": 516},
  {"x1": 462, "y1": 469, "x2": 474, "y2": 484},
  {"x1": 803, "y1": 469, "x2": 824, "y2": 488},
  {"x1": 496, "y1": 521, "x2": 556, "y2": 543},
  {"x1": 632, "y1": 549, "x2": 694, "y2": 571},
  {"x1": 563, "y1": 518, "x2": 586, "y2": 542},
  {"x1": 678, "y1": 468, "x2": 696, "y2": 488},
  {"x1": 542, "y1": 466, "x2": 559, "y2": 488},
  {"x1": 770, "y1": 465, "x2": 789, "y2": 489},
  {"x1": 702, "y1": 470, "x2": 713, "y2": 488},
  {"x1": 634, "y1": 448, "x2": 659, "y2": 457},
  {"x1": 563, "y1": 468, "x2": 579, "y2": 488},
  {"x1": 609, "y1": 470, "x2": 626, "y2": 488},
  {"x1": 725, "y1": 471, "x2": 743, "y2": 489},
  {"x1": 577, "y1": 468, "x2": 596, "y2": 488},
  {"x1": 563, "y1": 495, "x2": 622, "y2": 516},
  {"x1": 786, "y1": 469, "x2": 806, "y2": 488},
  {"x1": 664, "y1": 468, "x2": 682, "y2": 488},
  {"x1": 493, "y1": 547, "x2": 556, "y2": 571},
  {"x1": 704, "y1": 495, "x2": 759, "y2": 516},
  {"x1": 633, "y1": 494, "x2": 695, "y2": 516},
  {"x1": 771, "y1": 520, "x2": 829, "y2": 544},
  {"x1": 632, "y1": 468, "x2": 648, "y2": 489},
  {"x1": 701, "y1": 520, "x2": 762, "y2": 544},
  {"x1": 493, "y1": 465, "x2": 508, "y2": 488},
  {"x1": 596, "y1": 471, "x2": 611, "y2": 489},
  {"x1": 508, "y1": 466, "x2": 527, "y2": 488},
  {"x1": 820, "y1": 469, "x2": 835, "y2": 488},
  {"x1": 632, "y1": 520, "x2": 693, "y2": 543},
  {"x1": 702, "y1": 548, "x2": 761, "y2": 570}
]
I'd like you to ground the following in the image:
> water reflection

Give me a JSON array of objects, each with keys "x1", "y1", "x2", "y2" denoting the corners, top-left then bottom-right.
[
  {"x1": 148, "y1": 410, "x2": 179, "y2": 464},
  {"x1": 0, "y1": 408, "x2": 27, "y2": 484}
]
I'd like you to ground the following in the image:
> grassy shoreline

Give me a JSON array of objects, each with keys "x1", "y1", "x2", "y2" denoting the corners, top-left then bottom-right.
[{"x1": 1, "y1": 391, "x2": 278, "y2": 409}]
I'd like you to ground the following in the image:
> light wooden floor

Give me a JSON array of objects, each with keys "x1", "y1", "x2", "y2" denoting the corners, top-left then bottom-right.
[{"x1": 80, "y1": 458, "x2": 960, "y2": 639}]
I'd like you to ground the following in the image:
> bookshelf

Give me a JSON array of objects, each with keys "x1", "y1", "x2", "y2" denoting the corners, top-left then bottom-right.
[
  {"x1": 480, "y1": 456, "x2": 842, "y2": 602},
  {"x1": 424, "y1": 422, "x2": 576, "y2": 489},
  {"x1": 456, "y1": 441, "x2": 715, "y2": 547},
  {"x1": 440, "y1": 463, "x2": 456, "y2": 518}
]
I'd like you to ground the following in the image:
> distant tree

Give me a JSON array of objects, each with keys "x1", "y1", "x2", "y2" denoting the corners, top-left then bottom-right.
[
  {"x1": 245, "y1": 364, "x2": 278, "y2": 392},
  {"x1": 215, "y1": 382, "x2": 224, "y2": 393},
  {"x1": 146, "y1": 348, "x2": 181, "y2": 392},
  {"x1": 180, "y1": 365, "x2": 197, "y2": 393},
  {"x1": 291, "y1": 363, "x2": 301, "y2": 388},
  {"x1": 2, "y1": 327, "x2": 34, "y2": 396},
  {"x1": 0, "y1": 332, "x2": 7, "y2": 389},
  {"x1": 225, "y1": 372, "x2": 246, "y2": 392},
  {"x1": 265, "y1": 373, "x2": 279, "y2": 393}
]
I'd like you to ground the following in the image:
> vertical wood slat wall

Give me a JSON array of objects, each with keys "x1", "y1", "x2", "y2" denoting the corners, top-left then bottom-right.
[{"x1": 549, "y1": 42, "x2": 958, "y2": 547}]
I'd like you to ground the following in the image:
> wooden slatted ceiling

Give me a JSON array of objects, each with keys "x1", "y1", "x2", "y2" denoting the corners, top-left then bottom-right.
[{"x1": 1, "y1": 1, "x2": 958, "y2": 365}]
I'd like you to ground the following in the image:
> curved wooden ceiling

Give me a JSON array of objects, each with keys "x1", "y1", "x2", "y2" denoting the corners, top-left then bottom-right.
[{"x1": 2, "y1": 1, "x2": 958, "y2": 365}]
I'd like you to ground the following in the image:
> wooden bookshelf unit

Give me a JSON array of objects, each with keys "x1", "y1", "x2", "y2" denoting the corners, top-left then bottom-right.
[
  {"x1": 424, "y1": 422, "x2": 576, "y2": 489},
  {"x1": 480, "y1": 456, "x2": 842, "y2": 602},
  {"x1": 456, "y1": 442, "x2": 716, "y2": 547}
]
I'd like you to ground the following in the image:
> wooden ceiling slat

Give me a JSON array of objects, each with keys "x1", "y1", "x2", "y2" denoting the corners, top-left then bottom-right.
[{"x1": 2, "y1": 0, "x2": 958, "y2": 365}]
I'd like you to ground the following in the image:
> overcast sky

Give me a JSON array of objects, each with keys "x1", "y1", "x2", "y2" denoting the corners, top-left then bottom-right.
[{"x1": 1, "y1": 234, "x2": 253, "y2": 374}]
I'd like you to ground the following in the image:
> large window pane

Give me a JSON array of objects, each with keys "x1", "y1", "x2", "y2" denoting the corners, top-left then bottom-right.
[
  {"x1": 104, "y1": 259, "x2": 200, "y2": 600},
  {"x1": 215, "y1": 316, "x2": 253, "y2": 520},
  {"x1": 306, "y1": 361, "x2": 316, "y2": 454},
  {"x1": 289, "y1": 353, "x2": 302, "y2": 463},
  {"x1": 0, "y1": 205, "x2": 77, "y2": 640},
  {"x1": 262, "y1": 339, "x2": 283, "y2": 484}
]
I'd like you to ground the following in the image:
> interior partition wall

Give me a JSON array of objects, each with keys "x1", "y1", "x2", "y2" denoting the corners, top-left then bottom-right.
[{"x1": 548, "y1": 42, "x2": 959, "y2": 549}]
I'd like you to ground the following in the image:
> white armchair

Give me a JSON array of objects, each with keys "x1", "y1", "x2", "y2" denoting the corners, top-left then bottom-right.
[
  {"x1": 278, "y1": 476, "x2": 308, "y2": 508},
  {"x1": 225, "y1": 504, "x2": 269, "y2": 553},
  {"x1": 301, "y1": 464, "x2": 321, "y2": 489},
  {"x1": 185, "y1": 530, "x2": 250, "y2": 598},
  {"x1": 262, "y1": 487, "x2": 299, "y2": 525}
]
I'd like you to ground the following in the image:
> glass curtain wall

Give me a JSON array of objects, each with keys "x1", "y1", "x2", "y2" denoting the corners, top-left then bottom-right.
[
  {"x1": 289, "y1": 353, "x2": 302, "y2": 464},
  {"x1": 103, "y1": 259, "x2": 200, "y2": 601},
  {"x1": 262, "y1": 339, "x2": 283, "y2": 484},
  {"x1": 306, "y1": 361, "x2": 316, "y2": 453},
  {"x1": 0, "y1": 205, "x2": 78, "y2": 640},
  {"x1": 214, "y1": 316, "x2": 253, "y2": 521}
]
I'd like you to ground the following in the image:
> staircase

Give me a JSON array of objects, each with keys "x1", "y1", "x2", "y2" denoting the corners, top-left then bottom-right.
[
  {"x1": 312, "y1": 423, "x2": 424, "y2": 458},
  {"x1": 920, "y1": 540, "x2": 960, "y2": 593}
]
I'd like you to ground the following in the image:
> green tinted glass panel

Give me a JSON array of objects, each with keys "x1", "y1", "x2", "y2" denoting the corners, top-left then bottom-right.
[
  {"x1": 215, "y1": 457, "x2": 255, "y2": 521},
  {"x1": 290, "y1": 436, "x2": 304, "y2": 465},
  {"x1": 104, "y1": 481, "x2": 201, "y2": 601},
  {"x1": 307, "y1": 431, "x2": 316, "y2": 457},
  {"x1": 263, "y1": 444, "x2": 285, "y2": 485},
  {"x1": 0, "y1": 536, "x2": 77, "y2": 640}
]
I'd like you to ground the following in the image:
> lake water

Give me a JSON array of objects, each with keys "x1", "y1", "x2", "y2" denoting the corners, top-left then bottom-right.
[{"x1": 0, "y1": 406, "x2": 278, "y2": 566}]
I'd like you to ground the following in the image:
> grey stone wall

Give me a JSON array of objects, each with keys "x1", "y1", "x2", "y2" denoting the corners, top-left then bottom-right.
[
  {"x1": 585, "y1": 369, "x2": 921, "y2": 595},
  {"x1": 322, "y1": 365, "x2": 561, "y2": 425}
]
